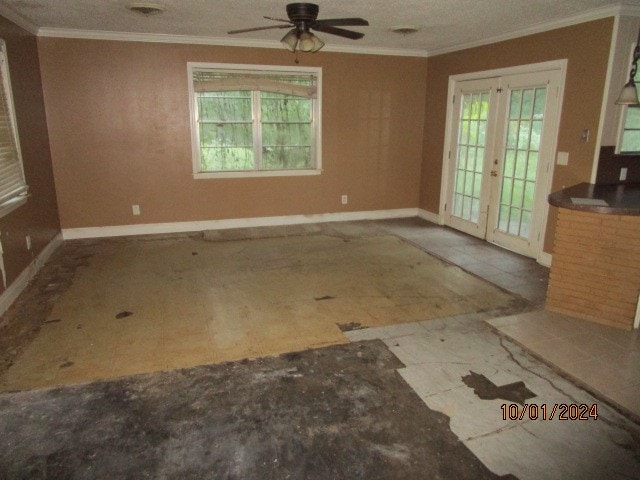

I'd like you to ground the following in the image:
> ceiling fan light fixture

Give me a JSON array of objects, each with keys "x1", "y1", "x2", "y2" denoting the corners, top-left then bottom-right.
[
  {"x1": 298, "y1": 31, "x2": 316, "y2": 52},
  {"x1": 281, "y1": 29, "x2": 298, "y2": 52},
  {"x1": 310, "y1": 33, "x2": 325, "y2": 53},
  {"x1": 128, "y1": 3, "x2": 164, "y2": 15}
]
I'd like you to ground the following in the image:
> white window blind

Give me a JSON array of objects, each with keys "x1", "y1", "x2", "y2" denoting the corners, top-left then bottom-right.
[{"x1": 0, "y1": 41, "x2": 28, "y2": 211}]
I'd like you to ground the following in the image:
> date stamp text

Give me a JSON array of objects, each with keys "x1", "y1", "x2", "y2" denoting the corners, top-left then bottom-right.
[{"x1": 501, "y1": 403, "x2": 598, "y2": 421}]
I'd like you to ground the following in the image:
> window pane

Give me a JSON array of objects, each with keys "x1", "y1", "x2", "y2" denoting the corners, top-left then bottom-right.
[
  {"x1": 471, "y1": 198, "x2": 480, "y2": 223},
  {"x1": 521, "y1": 89, "x2": 534, "y2": 118},
  {"x1": 201, "y1": 147, "x2": 254, "y2": 171},
  {"x1": 526, "y1": 152, "x2": 538, "y2": 181},
  {"x1": 515, "y1": 150, "x2": 527, "y2": 179},
  {"x1": 261, "y1": 94, "x2": 311, "y2": 122},
  {"x1": 504, "y1": 149, "x2": 515, "y2": 177},
  {"x1": 533, "y1": 88, "x2": 546, "y2": 120},
  {"x1": 262, "y1": 123, "x2": 311, "y2": 148},
  {"x1": 509, "y1": 91, "x2": 521, "y2": 119},
  {"x1": 512, "y1": 179, "x2": 524, "y2": 208},
  {"x1": 200, "y1": 123, "x2": 253, "y2": 148},
  {"x1": 523, "y1": 181, "x2": 535, "y2": 211},
  {"x1": 509, "y1": 207, "x2": 521, "y2": 235},
  {"x1": 198, "y1": 92, "x2": 251, "y2": 122},
  {"x1": 263, "y1": 147, "x2": 311, "y2": 169},
  {"x1": 498, "y1": 204, "x2": 509, "y2": 231},
  {"x1": 501, "y1": 179, "x2": 512, "y2": 204},
  {"x1": 517, "y1": 120, "x2": 531, "y2": 149},
  {"x1": 479, "y1": 93, "x2": 490, "y2": 119},
  {"x1": 476, "y1": 147, "x2": 484, "y2": 172},
  {"x1": 621, "y1": 130, "x2": 640, "y2": 153},
  {"x1": 625, "y1": 106, "x2": 640, "y2": 128},
  {"x1": 506, "y1": 121, "x2": 518, "y2": 148}
]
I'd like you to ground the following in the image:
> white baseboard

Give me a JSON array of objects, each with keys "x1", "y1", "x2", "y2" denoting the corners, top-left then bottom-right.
[
  {"x1": 417, "y1": 209, "x2": 440, "y2": 224},
  {"x1": 0, "y1": 233, "x2": 63, "y2": 318},
  {"x1": 62, "y1": 208, "x2": 421, "y2": 240},
  {"x1": 537, "y1": 250, "x2": 553, "y2": 267}
]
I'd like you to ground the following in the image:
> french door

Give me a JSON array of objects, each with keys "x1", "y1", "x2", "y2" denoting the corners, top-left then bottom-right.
[{"x1": 444, "y1": 69, "x2": 561, "y2": 258}]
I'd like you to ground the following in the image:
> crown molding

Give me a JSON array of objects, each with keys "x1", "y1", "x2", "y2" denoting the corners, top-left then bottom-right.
[
  {"x1": 427, "y1": 4, "x2": 636, "y2": 57},
  {"x1": 29, "y1": 3, "x2": 640, "y2": 59},
  {"x1": 37, "y1": 28, "x2": 429, "y2": 57},
  {"x1": 0, "y1": 4, "x2": 39, "y2": 35}
]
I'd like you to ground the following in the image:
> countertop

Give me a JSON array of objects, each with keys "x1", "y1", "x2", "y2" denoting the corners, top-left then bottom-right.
[{"x1": 548, "y1": 182, "x2": 640, "y2": 215}]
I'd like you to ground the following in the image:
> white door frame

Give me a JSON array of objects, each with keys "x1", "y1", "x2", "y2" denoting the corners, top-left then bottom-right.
[{"x1": 438, "y1": 59, "x2": 567, "y2": 265}]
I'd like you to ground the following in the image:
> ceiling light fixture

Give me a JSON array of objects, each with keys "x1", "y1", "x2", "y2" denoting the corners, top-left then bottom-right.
[
  {"x1": 128, "y1": 3, "x2": 164, "y2": 15},
  {"x1": 616, "y1": 27, "x2": 640, "y2": 106},
  {"x1": 280, "y1": 29, "x2": 325, "y2": 53},
  {"x1": 390, "y1": 25, "x2": 420, "y2": 35}
]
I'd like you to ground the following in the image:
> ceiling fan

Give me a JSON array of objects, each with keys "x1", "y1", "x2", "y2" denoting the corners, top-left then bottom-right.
[{"x1": 227, "y1": 3, "x2": 369, "y2": 53}]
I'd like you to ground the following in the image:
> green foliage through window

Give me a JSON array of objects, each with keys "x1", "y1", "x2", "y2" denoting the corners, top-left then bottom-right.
[{"x1": 192, "y1": 67, "x2": 318, "y2": 173}]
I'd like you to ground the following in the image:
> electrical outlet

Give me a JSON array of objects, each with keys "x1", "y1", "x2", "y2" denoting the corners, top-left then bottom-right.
[
  {"x1": 556, "y1": 152, "x2": 569, "y2": 166},
  {"x1": 341, "y1": 195, "x2": 348, "y2": 205},
  {"x1": 25, "y1": 235, "x2": 31, "y2": 251},
  {"x1": 132, "y1": 204, "x2": 141, "y2": 216},
  {"x1": 620, "y1": 167, "x2": 628, "y2": 181}
]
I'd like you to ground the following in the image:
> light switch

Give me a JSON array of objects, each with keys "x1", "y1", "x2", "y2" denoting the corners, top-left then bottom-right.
[{"x1": 556, "y1": 152, "x2": 569, "y2": 166}]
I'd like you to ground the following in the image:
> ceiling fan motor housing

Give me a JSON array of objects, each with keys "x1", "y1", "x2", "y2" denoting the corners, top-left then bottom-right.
[{"x1": 286, "y1": 3, "x2": 320, "y2": 24}]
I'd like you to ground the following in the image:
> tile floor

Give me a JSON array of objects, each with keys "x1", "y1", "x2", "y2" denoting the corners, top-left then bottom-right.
[
  {"x1": 380, "y1": 217, "x2": 639, "y2": 421},
  {"x1": 345, "y1": 313, "x2": 640, "y2": 480},
  {"x1": 378, "y1": 217, "x2": 550, "y2": 306},
  {"x1": 488, "y1": 310, "x2": 640, "y2": 420}
]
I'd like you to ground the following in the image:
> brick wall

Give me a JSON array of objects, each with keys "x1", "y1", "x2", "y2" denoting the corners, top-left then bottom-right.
[{"x1": 546, "y1": 208, "x2": 640, "y2": 330}]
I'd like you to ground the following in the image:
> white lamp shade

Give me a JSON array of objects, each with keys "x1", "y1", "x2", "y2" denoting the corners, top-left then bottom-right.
[
  {"x1": 298, "y1": 32, "x2": 315, "y2": 52},
  {"x1": 616, "y1": 79, "x2": 640, "y2": 106},
  {"x1": 281, "y1": 29, "x2": 298, "y2": 52},
  {"x1": 310, "y1": 34, "x2": 325, "y2": 53}
]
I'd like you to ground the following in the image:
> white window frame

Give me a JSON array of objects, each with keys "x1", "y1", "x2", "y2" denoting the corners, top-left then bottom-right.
[
  {"x1": 188, "y1": 62, "x2": 322, "y2": 179},
  {"x1": 0, "y1": 40, "x2": 28, "y2": 217}
]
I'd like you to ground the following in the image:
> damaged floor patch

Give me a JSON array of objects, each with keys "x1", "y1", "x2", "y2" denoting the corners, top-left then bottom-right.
[
  {"x1": 0, "y1": 232, "x2": 521, "y2": 392},
  {"x1": 462, "y1": 371, "x2": 536, "y2": 404},
  {"x1": 0, "y1": 341, "x2": 509, "y2": 479}
]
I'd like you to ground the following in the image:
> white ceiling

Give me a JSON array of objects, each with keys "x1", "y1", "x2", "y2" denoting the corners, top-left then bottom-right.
[{"x1": 2, "y1": 0, "x2": 640, "y2": 55}]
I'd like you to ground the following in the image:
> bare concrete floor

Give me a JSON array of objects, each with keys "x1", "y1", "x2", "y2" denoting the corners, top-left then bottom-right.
[{"x1": 0, "y1": 222, "x2": 521, "y2": 392}]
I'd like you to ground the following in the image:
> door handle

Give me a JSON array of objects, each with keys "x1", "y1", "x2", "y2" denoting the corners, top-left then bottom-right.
[{"x1": 490, "y1": 170, "x2": 498, "y2": 177}]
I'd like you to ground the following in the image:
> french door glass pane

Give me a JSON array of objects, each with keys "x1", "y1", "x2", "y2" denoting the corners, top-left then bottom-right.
[
  {"x1": 497, "y1": 87, "x2": 546, "y2": 238},
  {"x1": 452, "y1": 91, "x2": 490, "y2": 223}
]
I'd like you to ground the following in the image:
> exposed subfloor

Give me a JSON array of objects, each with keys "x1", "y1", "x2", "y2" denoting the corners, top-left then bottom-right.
[
  {"x1": 0, "y1": 340, "x2": 516, "y2": 480},
  {"x1": 0, "y1": 223, "x2": 521, "y2": 391},
  {"x1": 0, "y1": 217, "x2": 638, "y2": 479}
]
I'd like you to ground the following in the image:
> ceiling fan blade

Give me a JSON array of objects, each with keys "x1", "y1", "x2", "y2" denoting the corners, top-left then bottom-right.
[
  {"x1": 312, "y1": 24, "x2": 365, "y2": 40},
  {"x1": 263, "y1": 16, "x2": 292, "y2": 23},
  {"x1": 228, "y1": 24, "x2": 292, "y2": 34},
  {"x1": 314, "y1": 18, "x2": 369, "y2": 27}
]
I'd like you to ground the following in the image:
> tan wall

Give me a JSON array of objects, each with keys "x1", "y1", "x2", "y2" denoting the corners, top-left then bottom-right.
[
  {"x1": 37, "y1": 38, "x2": 428, "y2": 229},
  {"x1": 0, "y1": 17, "x2": 60, "y2": 290},
  {"x1": 421, "y1": 18, "x2": 614, "y2": 253}
]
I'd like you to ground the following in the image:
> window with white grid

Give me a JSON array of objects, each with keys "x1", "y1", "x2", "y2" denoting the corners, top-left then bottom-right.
[{"x1": 188, "y1": 63, "x2": 322, "y2": 179}]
